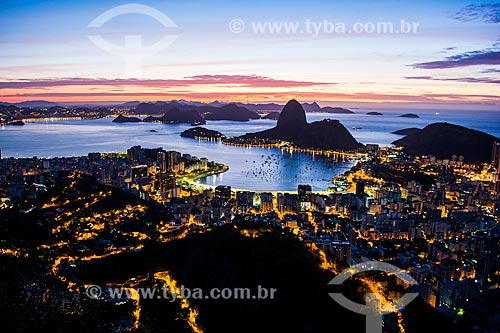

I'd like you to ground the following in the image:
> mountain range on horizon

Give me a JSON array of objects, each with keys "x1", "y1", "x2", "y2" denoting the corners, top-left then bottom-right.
[{"x1": 0, "y1": 99, "x2": 354, "y2": 114}]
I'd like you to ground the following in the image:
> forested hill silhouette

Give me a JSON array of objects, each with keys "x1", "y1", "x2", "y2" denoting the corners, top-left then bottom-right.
[{"x1": 392, "y1": 122, "x2": 499, "y2": 162}]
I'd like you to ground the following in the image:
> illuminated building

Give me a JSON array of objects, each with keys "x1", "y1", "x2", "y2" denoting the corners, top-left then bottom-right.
[
  {"x1": 298, "y1": 184, "x2": 312, "y2": 211},
  {"x1": 260, "y1": 192, "x2": 273, "y2": 212},
  {"x1": 329, "y1": 232, "x2": 351, "y2": 265},
  {"x1": 157, "y1": 151, "x2": 167, "y2": 172},
  {"x1": 159, "y1": 172, "x2": 176, "y2": 196},
  {"x1": 166, "y1": 151, "x2": 178, "y2": 172},
  {"x1": 131, "y1": 165, "x2": 148, "y2": 180},
  {"x1": 127, "y1": 145, "x2": 144, "y2": 161},
  {"x1": 215, "y1": 185, "x2": 232, "y2": 201},
  {"x1": 200, "y1": 157, "x2": 208, "y2": 170}
]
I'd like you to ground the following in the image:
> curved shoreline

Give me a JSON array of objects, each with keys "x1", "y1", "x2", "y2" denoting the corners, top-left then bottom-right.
[
  {"x1": 183, "y1": 164, "x2": 336, "y2": 195},
  {"x1": 191, "y1": 164, "x2": 229, "y2": 182},
  {"x1": 179, "y1": 163, "x2": 229, "y2": 188},
  {"x1": 221, "y1": 139, "x2": 362, "y2": 157}
]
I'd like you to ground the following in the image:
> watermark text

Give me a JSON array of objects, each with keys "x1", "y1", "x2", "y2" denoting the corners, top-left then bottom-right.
[
  {"x1": 229, "y1": 18, "x2": 420, "y2": 36},
  {"x1": 86, "y1": 284, "x2": 277, "y2": 302}
]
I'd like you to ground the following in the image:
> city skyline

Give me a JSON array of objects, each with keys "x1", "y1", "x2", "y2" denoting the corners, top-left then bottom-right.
[
  {"x1": 1, "y1": 2, "x2": 500, "y2": 331},
  {"x1": 0, "y1": 0, "x2": 499, "y2": 109}
]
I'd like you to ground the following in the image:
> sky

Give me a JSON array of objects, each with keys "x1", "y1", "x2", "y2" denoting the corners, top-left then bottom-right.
[{"x1": 0, "y1": 0, "x2": 499, "y2": 109}]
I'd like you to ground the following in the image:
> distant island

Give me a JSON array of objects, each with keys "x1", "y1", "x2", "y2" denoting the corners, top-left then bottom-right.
[
  {"x1": 319, "y1": 106, "x2": 355, "y2": 114},
  {"x1": 392, "y1": 122, "x2": 500, "y2": 162},
  {"x1": 239, "y1": 99, "x2": 363, "y2": 151},
  {"x1": 392, "y1": 128, "x2": 422, "y2": 136},
  {"x1": 112, "y1": 114, "x2": 141, "y2": 123},
  {"x1": 262, "y1": 112, "x2": 280, "y2": 120},
  {"x1": 400, "y1": 113, "x2": 419, "y2": 118},
  {"x1": 366, "y1": 111, "x2": 383, "y2": 115},
  {"x1": 180, "y1": 127, "x2": 225, "y2": 139}
]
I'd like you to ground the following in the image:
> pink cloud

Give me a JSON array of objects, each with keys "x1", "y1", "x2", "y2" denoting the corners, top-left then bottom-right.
[{"x1": 0, "y1": 75, "x2": 334, "y2": 89}]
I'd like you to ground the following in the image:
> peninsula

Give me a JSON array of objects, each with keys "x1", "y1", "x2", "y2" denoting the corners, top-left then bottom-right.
[{"x1": 239, "y1": 99, "x2": 363, "y2": 151}]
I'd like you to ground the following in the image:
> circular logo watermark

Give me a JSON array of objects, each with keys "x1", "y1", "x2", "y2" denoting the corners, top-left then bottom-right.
[
  {"x1": 329, "y1": 261, "x2": 418, "y2": 333},
  {"x1": 87, "y1": 3, "x2": 178, "y2": 78},
  {"x1": 228, "y1": 19, "x2": 245, "y2": 33},
  {"x1": 85, "y1": 285, "x2": 103, "y2": 299}
]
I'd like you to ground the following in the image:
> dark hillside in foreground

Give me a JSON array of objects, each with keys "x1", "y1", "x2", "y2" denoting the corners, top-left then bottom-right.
[{"x1": 0, "y1": 174, "x2": 473, "y2": 333}]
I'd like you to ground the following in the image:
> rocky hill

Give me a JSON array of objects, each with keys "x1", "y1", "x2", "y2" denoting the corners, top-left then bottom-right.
[
  {"x1": 241, "y1": 99, "x2": 363, "y2": 151},
  {"x1": 112, "y1": 114, "x2": 142, "y2": 123},
  {"x1": 392, "y1": 122, "x2": 499, "y2": 162},
  {"x1": 180, "y1": 126, "x2": 225, "y2": 139}
]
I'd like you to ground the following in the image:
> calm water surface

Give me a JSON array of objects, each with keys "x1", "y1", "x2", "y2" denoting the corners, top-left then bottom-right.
[{"x1": 1, "y1": 109, "x2": 499, "y2": 191}]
